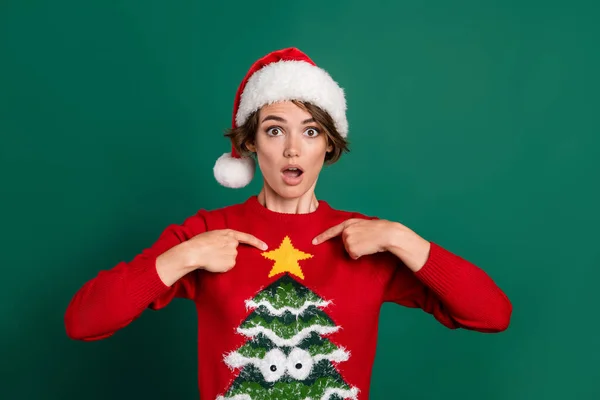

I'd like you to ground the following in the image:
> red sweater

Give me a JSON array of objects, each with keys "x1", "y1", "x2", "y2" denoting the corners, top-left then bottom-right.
[{"x1": 65, "y1": 195, "x2": 512, "y2": 399}]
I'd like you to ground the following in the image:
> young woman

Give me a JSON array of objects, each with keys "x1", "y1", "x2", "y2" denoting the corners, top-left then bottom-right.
[{"x1": 65, "y1": 47, "x2": 512, "y2": 400}]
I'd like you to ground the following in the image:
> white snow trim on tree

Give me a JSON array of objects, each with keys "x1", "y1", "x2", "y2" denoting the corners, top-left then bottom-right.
[
  {"x1": 235, "y1": 60, "x2": 348, "y2": 137},
  {"x1": 213, "y1": 152, "x2": 255, "y2": 189},
  {"x1": 320, "y1": 387, "x2": 359, "y2": 400},
  {"x1": 237, "y1": 325, "x2": 340, "y2": 347},
  {"x1": 216, "y1": 387, "x2": 359, "y2": 400},
  {"x1": 224, "y1": 347, "x2": 350, "y2": 370},
  {"x1": 216, "y1": 395, "x2": 250, "y2": 400},
  {"x1": 245, "y1": 299, "x2": 331, "y2": 316}
]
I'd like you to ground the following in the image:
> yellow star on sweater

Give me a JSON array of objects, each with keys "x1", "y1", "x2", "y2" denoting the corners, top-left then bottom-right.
[{"x1": 262, "y1": 236, "x2": 313, "y2": 280}]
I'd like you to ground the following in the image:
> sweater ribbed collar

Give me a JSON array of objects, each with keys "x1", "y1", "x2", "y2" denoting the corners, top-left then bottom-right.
[{"x1": 243, "y1": 195, "x2": 331, "y2": 224}]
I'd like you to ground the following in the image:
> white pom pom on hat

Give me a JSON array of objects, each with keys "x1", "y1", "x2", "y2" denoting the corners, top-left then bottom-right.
[{"x1": 213, "y1": 47, "x2": 348, "y2": 188}]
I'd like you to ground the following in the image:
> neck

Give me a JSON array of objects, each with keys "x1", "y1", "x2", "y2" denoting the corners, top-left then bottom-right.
[{"x1": 257, "y1": 183, "x2": 319, "y2": 214}]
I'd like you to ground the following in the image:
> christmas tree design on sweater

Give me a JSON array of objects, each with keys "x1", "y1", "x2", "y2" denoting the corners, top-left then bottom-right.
[{"x1": 217, "y1": 236, "x2": 359, "y2": 400}]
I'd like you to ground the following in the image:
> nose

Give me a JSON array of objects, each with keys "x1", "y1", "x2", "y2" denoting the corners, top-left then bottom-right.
[{"x1": 283, "y1": 133, "x2": 300, "y2": 158}]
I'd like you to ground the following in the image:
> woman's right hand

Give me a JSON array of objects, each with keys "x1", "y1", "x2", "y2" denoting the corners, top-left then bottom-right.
[{"x1": 156, "y1": 229, "x2": 268, "y2": 285}]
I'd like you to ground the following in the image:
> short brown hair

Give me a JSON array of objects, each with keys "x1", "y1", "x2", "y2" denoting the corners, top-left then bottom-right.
[{"x1": 224, "y1": 100, "x2": 349, "y2": 164}]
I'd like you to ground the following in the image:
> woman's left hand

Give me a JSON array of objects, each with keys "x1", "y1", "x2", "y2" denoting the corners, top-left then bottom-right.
[{"x1": 312, "y1": 218, "x2": 431, "y2": 272}]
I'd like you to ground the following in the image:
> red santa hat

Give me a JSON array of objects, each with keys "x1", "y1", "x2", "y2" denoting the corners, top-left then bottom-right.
[{"x1": 213, "y1": 47, "x2": 348, "y2": 188}]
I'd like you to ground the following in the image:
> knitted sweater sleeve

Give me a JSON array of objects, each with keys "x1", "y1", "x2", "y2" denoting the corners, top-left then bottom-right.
[
  {"x1": 64, "y1": 212, "x2": 208, "y2": 341},
  {"x1": 380, "y1": 242, "x2": 512, "y2": 333}
]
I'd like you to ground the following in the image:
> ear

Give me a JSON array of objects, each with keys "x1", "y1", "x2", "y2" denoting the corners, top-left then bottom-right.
[
  {"x1": 325, "y1": 136, "x2": 333, "y2": 153},
  {"x1": 245, "y1": 140, "x2": 256, "y2": 153}
]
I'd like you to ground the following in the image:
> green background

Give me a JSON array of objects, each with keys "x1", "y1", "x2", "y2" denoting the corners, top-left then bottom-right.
[{"x1": 1, "y1": 0, "x2": 598, "y2": 398}]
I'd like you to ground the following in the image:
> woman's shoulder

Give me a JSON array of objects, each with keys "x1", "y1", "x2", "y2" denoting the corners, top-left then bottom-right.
[
  {"x1": 165, "y1": 198, "x2": 249, "y2": 234},
  {"x1": 321, "y1": 200, "x2": 380, "y2": 221},
  {"x1": 190, "y1": 198, "x2": 250, "y2": 224}
]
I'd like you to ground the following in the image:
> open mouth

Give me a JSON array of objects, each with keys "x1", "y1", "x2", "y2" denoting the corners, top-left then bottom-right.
[{"x1": 281, "y1": 166, "x2": 304, "y2": 179}]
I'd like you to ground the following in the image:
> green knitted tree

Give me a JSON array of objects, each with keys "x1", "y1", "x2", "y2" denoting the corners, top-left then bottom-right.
[{"x1": 217, "y1": 274, "x2": 358, "y2": 400}]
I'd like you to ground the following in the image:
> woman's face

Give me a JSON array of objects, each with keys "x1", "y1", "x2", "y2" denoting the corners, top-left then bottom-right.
[{"x1": 248, "y1": 101, "x2": 332, "y2": 199}]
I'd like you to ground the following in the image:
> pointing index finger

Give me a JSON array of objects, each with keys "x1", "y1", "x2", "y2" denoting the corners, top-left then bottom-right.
[
  {"x1": 231, "y1": 230, "x2": 268, "y2": 250},
  {"x1": 312, "y1": 221, "x2": 348, "y2": 245}
]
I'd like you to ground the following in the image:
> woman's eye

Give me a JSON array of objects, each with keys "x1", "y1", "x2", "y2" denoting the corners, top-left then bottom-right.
[
  {"x1": 267, "y1": 127, "x2": 282, "y2": 136},
  {"x1": 304, "y1": 128, "x2": 319, "y2": 137}
]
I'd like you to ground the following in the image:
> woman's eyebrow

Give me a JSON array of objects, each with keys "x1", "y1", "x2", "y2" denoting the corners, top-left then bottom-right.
[
  {"x1": 260, "y1": 116, "x2": 316, "y2": 124},
  {"x1": 261, "y1": 115, "x2": 286, "y2": 123}
]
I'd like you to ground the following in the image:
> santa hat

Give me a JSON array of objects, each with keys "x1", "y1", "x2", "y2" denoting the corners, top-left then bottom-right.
[{"x1": 213, "y1": 47, "x2": 348, "y2": 188}]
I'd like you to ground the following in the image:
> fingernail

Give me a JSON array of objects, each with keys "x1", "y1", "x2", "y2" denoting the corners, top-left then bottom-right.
[{"x1": 312, "y1": 238, "x2": 318, "y2": 245}]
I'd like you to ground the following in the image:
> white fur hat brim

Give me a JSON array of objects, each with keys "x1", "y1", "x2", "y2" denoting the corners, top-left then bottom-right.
[{"x1": 235, "y1": 60, "x2": 348, "y2": 137}]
